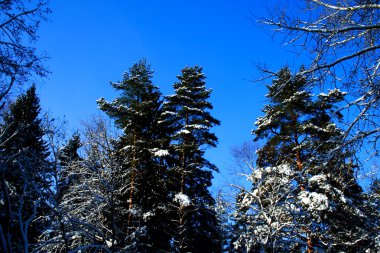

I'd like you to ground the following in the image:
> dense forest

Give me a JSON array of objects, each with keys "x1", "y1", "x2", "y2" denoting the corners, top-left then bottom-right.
[{"x1": 0, "y1": 1, "x2": 380, "y2": 252}]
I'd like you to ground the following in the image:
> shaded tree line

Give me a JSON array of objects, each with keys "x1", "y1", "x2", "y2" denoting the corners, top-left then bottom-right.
[{"x1": 2, "y1": 62, "x2": 379, "y2": 253}]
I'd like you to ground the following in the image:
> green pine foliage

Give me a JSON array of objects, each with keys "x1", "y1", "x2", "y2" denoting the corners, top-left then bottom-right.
[
  {"x1": 161, "y1": 66, "x2": 221, "y2": 253},
  {"x1": 98, "y1": 60, "x2": 172, "y2": 252}
]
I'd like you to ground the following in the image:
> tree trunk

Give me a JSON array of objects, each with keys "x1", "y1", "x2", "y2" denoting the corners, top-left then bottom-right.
[
  {"x1": 127, "y1": 132, "x2": 136, "y2": 232},
  {"x1": 292, "y1": 114, "x2": 313, "y2": 253}
]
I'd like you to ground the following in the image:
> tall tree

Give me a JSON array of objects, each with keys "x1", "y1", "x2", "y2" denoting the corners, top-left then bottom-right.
[
  {"x1": 260, "y1": 0, "x2": 380, "y2": 172},
  {"x1": 161, "y1": 66, "x2": 221, "y2": 253},
  {"x1": 232, "y1": 67, "x2": 372, "y2": 252},
  {"x1": 0, "y1": 0, "x2": 50, "y2": 109},
  {"x1": 98, "y1": 60, "x2": 171, "y2": 252},
  {"x1": 0, "y1": 85, "x2": 50, "y2": 253}
]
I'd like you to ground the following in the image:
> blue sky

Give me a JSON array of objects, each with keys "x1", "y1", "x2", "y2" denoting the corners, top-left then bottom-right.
[{"x1": 36, "y1": 0, "x2": 301, "y2": 191}]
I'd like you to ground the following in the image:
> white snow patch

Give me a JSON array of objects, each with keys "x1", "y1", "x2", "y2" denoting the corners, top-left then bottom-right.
[
  {"x1": 122, "y1": 145, "x2": 132, "y2": 151},
  {"x1": 251, "y1": 170, "x2": 262, "y2": 180},
  {"x1": 298, "y1": 191, "x2": 329, "y2": 211},
  {"x1": 255, "y1": 116, "x2": 272, "y2": 129},
  {"x1": 143, "y1": 211, "x2": 154, "y2": 221},
  {"x1": 277, "y1": 164, "x2": 292, "y2": 176},
  {"x1": 309, "y1": 174, "x2": 332, "y2": 191},
  {"x1": 105, "y1": 239, "x2": 115, "y2": 248},
  {"x1": 150, "y1": 148, "x2": 170, "y2": 157},
  {"x1": 282, "y1": 91, "x2": 309, "y2": 104},
  {"x1": 319, "y1": 88, "x2": 347, "y2": 98},
  {"x1": 161, "y1": 111, "x2": 177, "y2": 116},
  {"x1": 183, "y1": 106, "x2": 203, "y2": 113},
  {"x1": 264, "y1": 164, "x2": 292, "y2": 176},
  {"x1": 253, "y1": 225, "x2": 270, "y2": 244},
  {"x1": 186, "y1": 124, "x2": 208, "y2": 130},
  {"x1": 174, "y1": 193, "x2": 191, "y2": 207},
  {"x1": 177, "y1": 129, "x2": 190, "y2": 135},
  {"x1": 309, "y1": 175, "x2": 327, "y2": 184}
]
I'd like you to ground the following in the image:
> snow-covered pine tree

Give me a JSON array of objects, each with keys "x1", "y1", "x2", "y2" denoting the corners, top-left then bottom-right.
[
  {"x1": 0, "y1": 85, "x2": 51, "y2": 253},
  {"x1": 161, "y1": 66, "x2": 221, "y2": 253},
  {"x1": 98, "y1": 60, "x2": 171, "y2": 252},
  {"x1": 232, "y1": 67, "x2": 371, "y2": 252},
  {"x1": 43, "y1": 125, "x2": 124, "y2": 252}
]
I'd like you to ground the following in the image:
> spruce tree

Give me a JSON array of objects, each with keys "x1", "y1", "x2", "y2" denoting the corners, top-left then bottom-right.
[
  {"x1": 161, "y1": 66, "x2": 221, "y2": 253},
  {"x1": 0, "y1": 85, "x2": 50, "y2": 252},
  {"x1": 98, "y1": 60, "x2": 171, "y2": 252},
  {"x1": 56, "y1": 133, "x2": 82, "y2": 201},
  {"x1": 232, "y1": 67, "x2": 371, "y2": 252}
]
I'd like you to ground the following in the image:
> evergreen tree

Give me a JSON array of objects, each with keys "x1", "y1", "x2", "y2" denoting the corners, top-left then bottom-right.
[
  {"x1": 161, "y1": 66, "x2": 221, "y2": 253},
  {"x1": 57, "y1": 133, "x2": 81, "y2": 201},
  {"x1": 40, "y1": 134, "x2": 86, "y2": 253},
  {"x1": 0, "y1": 85, "x2": 50, "y2": 252},
  {"x1": 98, "y1": 60, "x2": 171, "y2": 252},
  {"x1": 232, "y1": 67, "x2": 371, "y2": 252}
]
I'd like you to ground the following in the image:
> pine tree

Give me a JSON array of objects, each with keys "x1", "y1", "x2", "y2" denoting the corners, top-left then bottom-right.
[
  {"x1": 232, "y1": 67, "x2": 371, "y2": 252},
  {"x1": 0, "y1": 85, "x2": 50, "y2": 253},
  {"x1": 161, "y1": 66, "x2": 221, "y2": 253},
  {"x1": 98, "y1": 60, "x2": 171, "y2": 252},
  {"x1": 57, "y1": 133, "x2": 81, "y2": 201}
]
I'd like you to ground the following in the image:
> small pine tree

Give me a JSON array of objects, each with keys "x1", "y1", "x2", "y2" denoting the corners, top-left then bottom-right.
[{"x1": 161, "y1": 66, "x2": 221, "y2": 253}]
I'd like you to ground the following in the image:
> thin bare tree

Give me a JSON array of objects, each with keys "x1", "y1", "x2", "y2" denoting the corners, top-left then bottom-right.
[{"x1": 259, "y1": 0, "x2": 380, "y2": 161}]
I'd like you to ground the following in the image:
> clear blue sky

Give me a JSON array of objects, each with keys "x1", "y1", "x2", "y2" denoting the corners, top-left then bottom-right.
[{"x1": 36, "y1": 0, "x2": 301, "y2": 191}]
